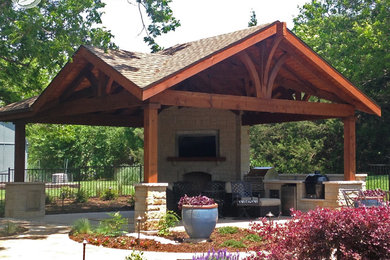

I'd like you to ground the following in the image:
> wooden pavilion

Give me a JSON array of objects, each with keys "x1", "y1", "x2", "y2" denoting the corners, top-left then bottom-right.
[{"x1": 0, "y1": 21, "x2": 381, "y2": 223}]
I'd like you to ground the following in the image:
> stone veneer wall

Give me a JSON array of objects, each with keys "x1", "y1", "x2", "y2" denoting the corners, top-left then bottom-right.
[
  {"x1": 134, "y1": 183, "x2": 168, "y2": 231},
  {"x1": 158, "y1": 107, "x2": 250, "y2": 183},
  {"x1": 264, "y1": 174, "x2": 367, "y2": 212},
  {"x1": 5, "y1": 183, "x2": 45, "y2": 218}
]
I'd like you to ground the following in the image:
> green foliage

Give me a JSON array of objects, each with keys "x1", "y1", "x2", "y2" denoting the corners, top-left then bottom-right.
[
  {"x1": 75, "y1": 189, "x2": 89, "y2": 203},
  {"x1": 132, "y1": 0, "x2": 181, "y2": 52},
  {"x1": 100, "y1": 187, "x2": 119, "y2": 201},
  {"x1": 293, "y1": 0, "x2": 390, "y2": 168},
  {"x1": 0, "y1": 222, "x2": 26, "y2": 237},
  {"x1": 244, "y1": 233, "x2": 262, "y2": 242},
  {"x1": 115, "y1": 166, "x2": 142, "y2": 185},
  {"x1": 125, "y1": 251, "x2": 146, "y2": 260},
  {"x1": 157, "y1": 210, "x2": 180, "y2": 236},
  {"x1": 0, "y1": 201, "x2": 4, "y2": 217},
  {"x1": 250, "y1": 120, "x2": 343, "y2": 173},
  {"x1": 0, "y1": 0, "x2": 115, "y2": 105},
  {"x1": 45, "y1": 194, "x2": 55, "y2": 205},
  {"x1": 220, "y1": 239, "x2": 247, "y2": 249},
  {"x1": 248, "y1": 9, "x2": 258, "y2": 27},
  {"x1": 217, "y1": 226, "x2": 239, "y2": 235},
  {"x1": 96, "y1": 212, "x2": 127, "y2": 237},
  {"x1": 27, "y1": 125, "x2": 144, "y2": 169},
  {"x1": 71, "y1": 218, "x2": 92, "y2": 235},
  {"x1": 60, "y1": 186, "x2": 74, "y2": 199}
]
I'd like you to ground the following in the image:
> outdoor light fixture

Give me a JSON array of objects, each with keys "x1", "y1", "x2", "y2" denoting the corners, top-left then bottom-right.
[
  {"x1": 266, "y1": 211, "x2": 274, "y2": 223},
  {"x1": 136, "y1": 216, "x2": 142, "y2": 244},
  {"x1": 82, "y1": 239, "x2": 88, "y2": 260}
]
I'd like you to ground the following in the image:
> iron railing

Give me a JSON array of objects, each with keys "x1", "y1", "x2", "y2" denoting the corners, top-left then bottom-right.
[
  {"x1": 0, "y1": 165, "x2": 143, "y2": 214},
  {"x1": 366, "y1": 164, "x2": 390, "y2": 190}
]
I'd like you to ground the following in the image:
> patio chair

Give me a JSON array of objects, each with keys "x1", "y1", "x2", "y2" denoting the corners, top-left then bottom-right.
[
  {"x1": 341, "y1": 188, "x2": 384, "y2": 208},
  {"x1": 231, "y1": 181, "x2": 281, "y2": 218},
  {"x1": 203, "y1": 181, "x2": 226, "y2": 217}
]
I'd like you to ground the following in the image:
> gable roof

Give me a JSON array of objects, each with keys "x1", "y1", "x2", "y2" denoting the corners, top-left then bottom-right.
[{"x1": 0, "y1": 21, "x2": 381, "y2": 122}]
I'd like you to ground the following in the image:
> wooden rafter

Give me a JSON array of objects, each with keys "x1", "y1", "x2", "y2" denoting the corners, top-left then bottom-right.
[
  {"x1": 150, "y1": 90, "x2": 355, "y2": 117},
  {"x1": 238, "y1": 51, "x2": 262, "y2": 98},
  {"x1": 142, "y1": 23, "x2": 278, "y2": 100},
  {"x1": 61, "y1": 63, "x2": 94, "y2": 100},
  {"x1": 283, "y1": 32, "x2": 381, "y2": 116},
  {"x1": 266, "y1": 52, "x2": 288, "y2": 98},
  {"x1": 37, "y1": 91, "x2": 142, "y2": 118}
]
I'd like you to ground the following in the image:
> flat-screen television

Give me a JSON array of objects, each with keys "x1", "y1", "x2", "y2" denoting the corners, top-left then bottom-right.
[{"x1": 177, "y1": 132, "x2": 218, "y2": 157}]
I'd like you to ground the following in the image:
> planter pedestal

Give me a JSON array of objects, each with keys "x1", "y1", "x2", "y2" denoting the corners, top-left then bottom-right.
[{"x1": 134, "y1": 183, "x2": 168, "y2": 231}]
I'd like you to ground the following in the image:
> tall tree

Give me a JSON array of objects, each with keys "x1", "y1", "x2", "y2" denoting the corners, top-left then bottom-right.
[
  {"x1": 293, "y1": 0, "x2": 390, "y2": 168},
  {"x1": 248, "y1": 9, "x2": 257, "y2": 27},
  {"x1": 130, "y1": 0, "x2": 181, "y2": 53},
  {"x1": 0, "y1": 0, "x2": 115, "y2": 105}
]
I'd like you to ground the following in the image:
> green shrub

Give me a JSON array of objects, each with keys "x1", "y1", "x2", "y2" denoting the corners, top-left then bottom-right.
[
  {"x1": 115, "y1": 166, "x2": 141, "y2": 185},
  {"x1": 45, "y1": 194, "x2": 55, "y2": 205},
  {"x1": 100, "y1": 187, "x2": 118, "y2": 201},
  {"x1": 75, "y1": 189, "x2": 89, "y2": 203},
  {"x1": 218, "y1": 226, "x2": 239, "y2": 235},
  {"x1": 220, "y1": 239, "x2": 247, "y2": 248},
  {"x1": 0, "y1": 201, "x2": 4, "y2": 217},
  {"x1": 244, "y1": 233, "x2": 262, "y2": 242},
  {"x1": 125, "y1": 250, "x2": 146, "y2": 260},
  {"x1": 60, "y1": 186, "x2": 74, "y2": 199},
  {"x1": 157, "y1": 210, "x2": 180, "y2": 236},
  {"x1": 127, "y1": 195, "x2": 135, "y2": 207},
  {"x1": 0, "y1": 221, "x2": 26, "y2": 236},
  {"x1": 96, "y1": 212, "x2": 127, "y2": 236},
  {"x1": 71, "y1": 218, "x2": 92, "y2": 235}
]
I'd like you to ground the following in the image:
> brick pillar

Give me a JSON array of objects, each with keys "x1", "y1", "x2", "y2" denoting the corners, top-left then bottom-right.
[{"x1": 134, "y1": 183, "x2": 168, "y2": 231}]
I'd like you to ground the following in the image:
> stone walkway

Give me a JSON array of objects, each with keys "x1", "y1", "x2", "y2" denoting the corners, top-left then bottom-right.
[{"x1": 0, "y1": 212, "x2": 289, "y2": 260}]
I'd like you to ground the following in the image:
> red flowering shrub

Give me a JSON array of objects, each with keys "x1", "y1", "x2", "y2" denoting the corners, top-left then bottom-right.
[
  {"x1": 246, "y1": 206, "x2": 390, "y2": 259},
  {"x1": 178, "y1": 195, "x2": 215, "y2": 210}
]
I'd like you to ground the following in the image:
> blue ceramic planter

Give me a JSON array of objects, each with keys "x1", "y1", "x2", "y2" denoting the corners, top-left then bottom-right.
[{"x1": 181, "y1": 204, "x2": 218, "y2": 239}]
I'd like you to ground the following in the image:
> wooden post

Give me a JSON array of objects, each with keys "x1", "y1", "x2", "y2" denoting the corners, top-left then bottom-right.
[
  {"x1": 343, "y1": 116, "x2": 356, "y2": 181},
  {"x1": 14, "y1": 122, "x2": 26, "y2": 182},
  {"x1": 143, "y1": 103, "x2": 160, "y2": 183}
]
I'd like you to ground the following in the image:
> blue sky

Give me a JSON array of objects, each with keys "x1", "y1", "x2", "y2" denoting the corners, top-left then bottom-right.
[{"x1": 102, "y1": 0, "x2": 309, "y2": 53}]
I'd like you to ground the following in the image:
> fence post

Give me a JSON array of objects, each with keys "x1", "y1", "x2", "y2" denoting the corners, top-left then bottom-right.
[
  {"x1": 139, "y1": 165, "x2": 143, "y2": 183},
  {"x1": 8, "y1": 167, "x2": 10, "y2": 182}
]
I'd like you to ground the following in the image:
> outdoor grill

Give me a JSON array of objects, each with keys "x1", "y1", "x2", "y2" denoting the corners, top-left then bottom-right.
[{"x1": 304, "y1": 171, "x2": 329, "y2": 199}]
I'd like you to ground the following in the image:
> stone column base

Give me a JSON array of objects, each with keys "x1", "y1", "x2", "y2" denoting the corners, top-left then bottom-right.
[
  {"x1": 5, "y1": 183, "x2": 45, "y2": 218},
  {"x1": 134, "y1": 183, "x2": 168, "y2": 231}
]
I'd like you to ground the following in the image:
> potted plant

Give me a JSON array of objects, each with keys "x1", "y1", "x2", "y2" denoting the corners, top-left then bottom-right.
[{"x1": 178, "y1": 194, "x2": 218, "y2": 239}]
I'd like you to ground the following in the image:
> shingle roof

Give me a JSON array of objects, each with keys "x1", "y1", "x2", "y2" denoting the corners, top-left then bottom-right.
[
  {"x1": 86, "y1": 23, "x2": 272, "y2": 89},
  {"x1": 0, "y1": 96, "x2": 37, "y2": 114}
]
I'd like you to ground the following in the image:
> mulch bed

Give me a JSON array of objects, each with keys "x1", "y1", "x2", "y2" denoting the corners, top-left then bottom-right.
[
  {"x1": 45, "y1": 196, "x2": 133, "y2": 214},
  {"x1": 70, "y1": 228, "x2": 265, "y2": 253}
]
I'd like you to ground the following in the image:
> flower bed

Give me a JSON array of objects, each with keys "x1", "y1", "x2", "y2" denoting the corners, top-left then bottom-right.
[{"x1": 70, "y1": 227, "x2": 265, "y2": 253}]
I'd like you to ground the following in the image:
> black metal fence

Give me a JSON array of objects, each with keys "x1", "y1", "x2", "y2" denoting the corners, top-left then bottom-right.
[
  {"x1": 366, "y1": 164, "x2": 390, "y2": 190},
  {"x1": 0, "y1": 165, "x2": 143, "y2": 213}
]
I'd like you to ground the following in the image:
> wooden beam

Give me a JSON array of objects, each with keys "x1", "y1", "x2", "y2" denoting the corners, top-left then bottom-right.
[
  {"x1": 32, "y1": 55, "x2": 86, "y2": 111},
  {"x1": 14, "y1": 122, "x2": 25, "y2": 182},
  {"x1": 38, "y1": 91, "x2": 142, "y2": 118},
  {"x1": 242, "y1": 113, "x2": 331, "y2": 125},
  {"x1": 142, "y1": 22, "x2": 279, "y2": 100},
  {"x1": 343, "y1": 116, "x2": 356, "y2": 181},
  {"x1": 143, "y1": 103, "x2": 160, "y2": 183},
  {"x1": 151, "y1": 90, "x2": 355, "y2": 117},
  {"x1": 284, "y1": 30, "x2": 381, "y2": 116},
  {"x1": 238, "y1": 51, "x2": 262, "y2": 98},
  {"x1": 26, "y1": 114, "x2": 143, "y2": 128}
]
